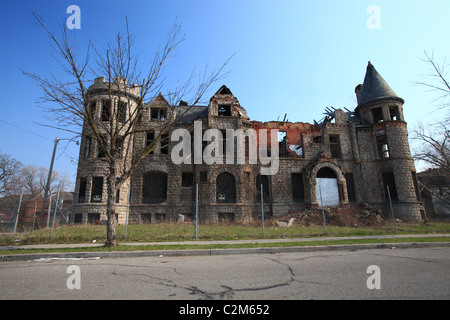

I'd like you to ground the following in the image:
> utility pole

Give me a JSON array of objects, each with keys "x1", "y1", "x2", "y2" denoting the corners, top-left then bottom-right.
[{"x1": 41, "y1": 137, "x2": 59, "y2": 228}]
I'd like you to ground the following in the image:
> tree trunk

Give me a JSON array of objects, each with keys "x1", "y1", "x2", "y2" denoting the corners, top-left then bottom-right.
[{"x1": 105, "y1": 164, "x2": 117, "y2": 247}]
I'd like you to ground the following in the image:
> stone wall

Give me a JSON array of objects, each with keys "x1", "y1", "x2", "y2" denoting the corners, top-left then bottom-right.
[{"x1": 72, "y1": 81, "x2": 424, "y2": 224}]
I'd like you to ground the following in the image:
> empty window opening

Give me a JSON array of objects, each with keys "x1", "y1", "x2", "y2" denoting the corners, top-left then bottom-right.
[
  {"x1": 74, "y1": 213, "x2": 82, "y2": 224},
  {"x1": 182, "y1": 172, "x2": 194, "y2": 187},
  {"x1": 329, "y1": 135, "x2": 341, "y2": 158},
  {"x1": 115, "y1": 189, "x2": 120, "y2": 203},
  {"x1": 313, "y1": 135, "x2": 322, "y2": 143},
  {"x1": 372, "y1": 107, "x2": 383, "y2": 122},
  {"x1": 96, "y1": 135, "x2": 108, "y2": 158},
  {"x1": 382, "y1": 172, "x2": 398, "y2": 201},
  {"x1": 345, "y1": 173, "x2": 357, "y2": 202},
  {"x1": 317, "y1": 167, "x2": 336, "y2": 178},
  {"x1": 78, "y1": 178, "x2": 87, "y2": 203},
  {"x1": 218, "y1": 104, "x2": 232, "y2": 116},
  {"x1": 218, "y1": 86, "x2": 232, "y2": 95},
  {"x1": 84, "y1": 137, "x2": 91, "y2": 159},
  {"x1": 220, "y1": 130, "x2": 227, "y2": 156},
  {"x1": 200, "y1": 171, "x2": 207, "y2": 182},
  {"x1": 91, "y1": 177, "x2": 103, "y2": 203},
  {"x1": 154, "y1": 213, "x2": 166, "y2": 223},
  {"x1": 88, "y1": 213, "x2": 100, "y2": 224},
  {"x1": 141, "y1": 213, "x2": 152, "y2": 224},
  {"x1": 151, "y1": 108, "x2": 167, "y2": 120},
  {"x1": 216, "y1": 172, "x2": 236, "y2": 203},
  {"x1": 160, "y1": 133, "x2": 169, "y2": 154},
  {"x1": 291, "y1": 173, "x2": 305, "y2": 203},
  {"x1": 114, "y1": 137, "x2": 123, "y2": 159},
  {"x1": 142, "y1": 172, "x2": 168, "y2": 204},
  {"x1": 376, "y1": 134, "x2": 390, "y2": 158},
  {"x1": 389, "y1": 106, "x2": 399, "y2": 121},
  {"x1": 118, "y1": 101, "x2": 127, "y2": 123},
  {"x1": 101, "y1": 100, "x2": 111, "y2": 121},
  {"x1": 256, "y1": 174, "x2": 270, "y2": 202},
  {"x1": 146, "y1": 131, "x2": 155, "y2": 154},
  {"x1": 218, "y1": 212, "x2": 235, "y2": 223},
  {"x1": 88, "y1": 102, "x2": 96, "y2": 119},
  {"x1": 278, "y1": 131, "x2": 288, "y2": 157}
]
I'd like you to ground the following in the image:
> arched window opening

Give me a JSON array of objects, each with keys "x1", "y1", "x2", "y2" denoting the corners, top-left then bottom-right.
[{"x1": 216, "y1": 172, "x2": 236, "y2": 203}]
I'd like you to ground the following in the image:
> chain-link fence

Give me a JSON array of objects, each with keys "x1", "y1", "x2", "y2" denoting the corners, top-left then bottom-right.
[
  {"x1": 0, "y1": 169, "x2": 415, "y2": 243},
  {"x1": 0, "y1": 191, "x2": 74, "y2": 234}
]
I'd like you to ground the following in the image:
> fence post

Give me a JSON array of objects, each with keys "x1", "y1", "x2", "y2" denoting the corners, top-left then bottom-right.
[
  {"x1": 387, "y1": 185, "x2": 397, "y2": 233},
  {"x1": 32, "y1": 202, "x2": 37, "y2": 230},
  {"x1": 46, "y1": 194, "x2": 52, "y2": 228},
  {"x1": 124, "y1": 183, "x2": 131, "y2": 239},
  {"x1": 319, "y1": 185, "x2": 327, "y2": 234},
  {"x1": 50, "y1": 181, "x2": 62, "y2": 239},
  {"x1": 13, "y1": 190, "x2": 24, "y2": 234},
  {"x1": 195, "y1": 183, "x2": 198, "y2": 240},
  {"x1": 261, "y1": 183, "x2": 264, "y2": 238}
]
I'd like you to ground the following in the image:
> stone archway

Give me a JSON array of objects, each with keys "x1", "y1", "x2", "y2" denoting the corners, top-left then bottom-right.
[
  {"x1": 310, "y1": 161, "x2": 347, "y2": 206},
  {"x1": 316, "y1": 168, "x2": 339, "y2": 206}
]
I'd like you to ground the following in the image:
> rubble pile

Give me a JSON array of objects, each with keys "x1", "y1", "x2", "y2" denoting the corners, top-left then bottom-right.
[{"x1": 270, "y1": 203, "x2": 385, "y2": 228}]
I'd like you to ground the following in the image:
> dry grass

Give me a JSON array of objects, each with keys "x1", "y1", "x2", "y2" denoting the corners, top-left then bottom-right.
[{"x1": 1, "y1": 216, "x2": 449, "y2": 246}]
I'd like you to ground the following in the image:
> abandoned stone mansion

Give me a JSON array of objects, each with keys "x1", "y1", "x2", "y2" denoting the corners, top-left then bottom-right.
[{"x1": 72, "y1": 62, "x2": 424, "y2": 224}]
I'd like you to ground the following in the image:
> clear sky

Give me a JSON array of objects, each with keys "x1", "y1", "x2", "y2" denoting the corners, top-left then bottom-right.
[{"x1": 1, "y1": 0, "x2": 449, "y2": 187}]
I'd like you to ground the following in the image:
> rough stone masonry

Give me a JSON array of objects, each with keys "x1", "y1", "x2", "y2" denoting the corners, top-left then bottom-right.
[{"x1": 72, "y1": 62, "x2": 424, "y2": 225}]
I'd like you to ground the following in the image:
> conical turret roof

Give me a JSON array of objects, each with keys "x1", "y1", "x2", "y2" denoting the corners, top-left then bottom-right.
[{"x1": 357, "y1": 62, "x2": 404, "y2": 106}]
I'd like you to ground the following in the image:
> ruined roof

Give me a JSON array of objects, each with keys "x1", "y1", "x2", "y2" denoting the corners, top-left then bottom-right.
[
  {"x1": 176, "y1": 105, "x2": 209, "y2": 123},
  {"x1": 358, "y1": 62, "x2": 404, "y2": 107}
]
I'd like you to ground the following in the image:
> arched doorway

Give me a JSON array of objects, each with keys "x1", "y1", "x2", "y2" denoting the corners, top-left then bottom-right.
[
  {"x1": 315, "y1": 167, "x2": 339, "y2": 206},
  {"x1": 216, "y1": 172, "x2": 236, "y2": 203}
]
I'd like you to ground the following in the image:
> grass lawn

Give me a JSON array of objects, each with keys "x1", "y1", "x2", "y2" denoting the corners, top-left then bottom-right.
[{"x1": 1, "y1": 220, "x2": 450, "y2": 247}]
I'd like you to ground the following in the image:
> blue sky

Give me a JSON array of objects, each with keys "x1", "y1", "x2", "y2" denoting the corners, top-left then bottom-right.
[{"x1": 1, "y1": 0, "x2": 449, "y2": 186}]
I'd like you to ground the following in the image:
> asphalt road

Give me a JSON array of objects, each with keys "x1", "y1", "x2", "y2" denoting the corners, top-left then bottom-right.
[{"x1": 1, "y1": 247, "x2": 449, "y2": 300}]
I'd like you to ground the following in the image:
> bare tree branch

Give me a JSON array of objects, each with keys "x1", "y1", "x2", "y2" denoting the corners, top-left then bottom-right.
[{"x1": 22, "y1": 12, "x2": 232, "y2": 247}]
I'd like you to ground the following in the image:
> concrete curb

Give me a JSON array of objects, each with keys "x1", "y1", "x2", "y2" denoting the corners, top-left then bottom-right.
[{"x1": 1, "y1": 241, "x2": 450, "y2": 262}]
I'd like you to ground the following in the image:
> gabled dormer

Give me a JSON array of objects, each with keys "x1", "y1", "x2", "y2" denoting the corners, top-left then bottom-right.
[
  {"x1": 208, "y1": 85, "x2": 249, "y2": 128},
  {"x1": 148, "y1": 92, "x2": 170, "y2": 121}
]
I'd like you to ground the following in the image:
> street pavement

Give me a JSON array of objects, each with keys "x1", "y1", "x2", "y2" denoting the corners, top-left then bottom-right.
[{"x1": 1, "y1": 233, "x2": 450, "y2": 262}]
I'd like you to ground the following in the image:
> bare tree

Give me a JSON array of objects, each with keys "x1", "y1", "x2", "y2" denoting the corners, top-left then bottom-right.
[
  {"x1": 20, "y1": 165, "x2": 73, "y2": 196},
  {"x1": 22, "y1": 13, "x2": 232, "y2": 247},
  {"x1": 0, "y1": 151, "x2": 23, "y2": 197},
  {"x1": 412, "y1": 51, "x2": 450, "y2": 176},
  {"x1": 411, "y1": 120, "x2": 450, "y2": 176},
  {"x1": 417, "y1": 50, "x2": 450, "y2": 110}
]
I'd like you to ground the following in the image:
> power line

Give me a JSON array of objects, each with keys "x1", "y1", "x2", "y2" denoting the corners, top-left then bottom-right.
[{"x1": 0, "y1": 119, "x2": 53, "y2": 142}]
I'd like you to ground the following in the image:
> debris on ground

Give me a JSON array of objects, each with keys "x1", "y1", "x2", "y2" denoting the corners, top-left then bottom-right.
[{"x1": 268, "y1": 203, "x2": 385, "y2": 228}]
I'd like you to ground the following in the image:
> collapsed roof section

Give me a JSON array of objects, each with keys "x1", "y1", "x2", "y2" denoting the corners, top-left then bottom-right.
[{"x1": 147, "y1": 61, "x2": 402, "y2": 136}]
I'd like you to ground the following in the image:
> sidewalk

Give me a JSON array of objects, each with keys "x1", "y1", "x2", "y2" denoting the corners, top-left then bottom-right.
[
  {"x1": 1, "y1": 233, "x2": 450, "y2": 261},
  {"x1": 2, "y1": 233, "x2": 450, "y2": 250}
]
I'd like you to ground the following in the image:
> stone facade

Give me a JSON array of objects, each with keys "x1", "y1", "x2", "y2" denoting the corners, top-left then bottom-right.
[{"x1": 72, "y1": 62, "x2": 424, "y2": 224}]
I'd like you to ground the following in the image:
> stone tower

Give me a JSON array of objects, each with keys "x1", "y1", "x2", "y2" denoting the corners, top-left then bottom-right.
[
  {"x1": 73, "y1": 77, "x2": 139, "y2": 224},
  {"x1": 354, "y1": 62, "x2": 423, "y2": 220}
]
